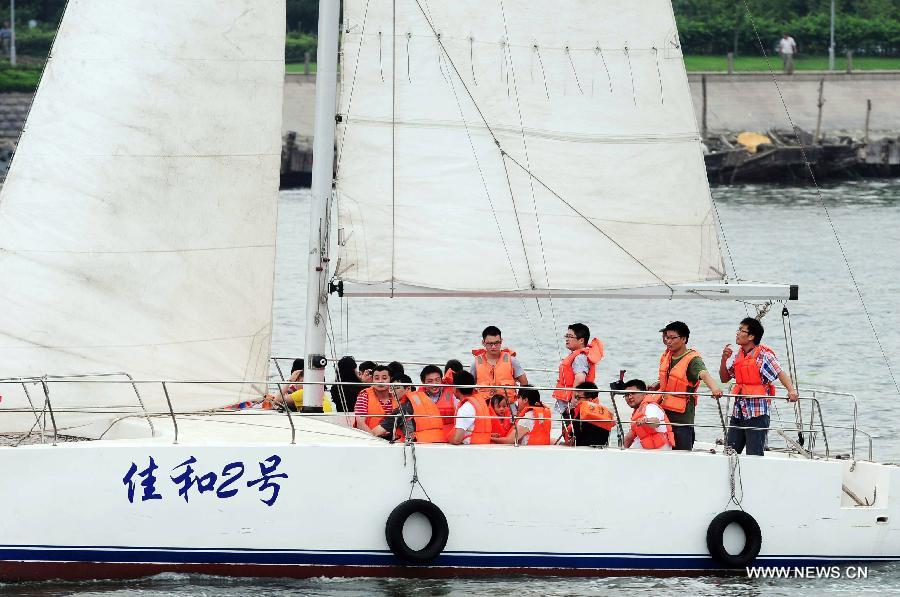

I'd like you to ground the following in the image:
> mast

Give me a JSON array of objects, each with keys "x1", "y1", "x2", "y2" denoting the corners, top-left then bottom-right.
[{"x1": 302, "y1": 0, "x2": 340, "y2": 410}]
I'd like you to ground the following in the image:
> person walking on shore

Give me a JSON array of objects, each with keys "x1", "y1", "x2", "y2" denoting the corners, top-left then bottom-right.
[{"x1": 778, "y1": 33, "x2": 798, "y2": 74}]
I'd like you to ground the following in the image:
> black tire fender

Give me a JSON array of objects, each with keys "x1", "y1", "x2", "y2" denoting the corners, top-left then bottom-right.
[
  {"x1": 385, "y1": 499, "x2": 449, "y2": 564},
  {"x1": 706, "y1": 510, "x2": 763, "y2": 568}
]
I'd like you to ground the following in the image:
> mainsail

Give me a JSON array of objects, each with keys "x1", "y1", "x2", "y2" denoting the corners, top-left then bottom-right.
[
  {"x1": 0, "y1": 0, "x2": 285, "y2": 434},
  {"x1": 335, "y1": 0, "x2": 750, "y2": 297}
]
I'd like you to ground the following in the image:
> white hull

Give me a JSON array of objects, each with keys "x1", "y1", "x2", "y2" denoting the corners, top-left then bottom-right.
[{"x1": 2, "y1": 414, "x2": 899, "y2": 581}]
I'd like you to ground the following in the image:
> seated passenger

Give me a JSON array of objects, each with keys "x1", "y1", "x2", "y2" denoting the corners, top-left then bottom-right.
[
  {"x1": 568, "y1": 381, "x2": 614, "y2": 447},
  {"x1": 443, "y1": 359, "x2": 464, "y2": 384},
  {"x1": 489, "y1": 394, "x2": 512, "y2": 440},
  {"x1": 371, "y1": 375, "x2": 447, "y2": 443},
  {"x1": 623, "y1": 379, "x2": 675, "y2": 451},
  {"x1": 332, "y1": 355, "x2": 366, "y2": 412},
  {"x1": 419, "y1": 364, "x2": 458, "y2": 436},
  {"x1": 354, "y1": 365, "x2": 398, "y2": 434},
  {"x1": 358, "y1": 361, "x2": 376, "y2": 384},
  {"x1": 387, "y1": 361, "x2": 405, "y2": 381},
  {"x1": 448, "y1": 370, "x2": 492, "y2": 445},
  {"x1": 493, "y1": 387, "x2": 551, "y2": 446}
]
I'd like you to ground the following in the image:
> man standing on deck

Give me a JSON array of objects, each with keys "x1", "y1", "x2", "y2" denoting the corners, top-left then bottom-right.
[
  {"x1": 470, "y1": 326, "x2": 528, "y2": 398},
  {"x1": 778, "y1": 33, "x2": 798, "y2": 74},
  {"x1": 720, "y1": 317, "x2": 799, "y2": 456},
  {"x1": 651, "y1": 321, "x2": 723, "y2": 451},
  {"x1": 552, "y1": 323, "x2": 605, "y2": 420}
]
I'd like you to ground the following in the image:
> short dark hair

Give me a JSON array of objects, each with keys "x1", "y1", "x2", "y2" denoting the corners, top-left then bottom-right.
[
  {"x1": 453, "y1": 370, "x2": 476, "y2": 396},
  {"x1": 661, "y1": 321, "x2": 690, "y2": 342},
  {"x1": 624, "y1": 379, "x2": 648, "y2": 392},
  {"x1": 394, "y1": 374, "x2": 413, "y2": 388},
  {"x1": 420, "y1": 364, "x2": 443, "y2": 382},
  {"x1": 518, "y1": 385, "x2": 541, "y2": 406},
  {"x1": 740, "y1": 317, "x2": 764, "y2": 345},
  {"x1": 575, "y1": 381, "x2": 599, "y2": 399},
  {"x1": 490, "y1": 394, "x2": 509, "y2": 408},
  {"x1": 568, "y1": 323, "x2": 590, "y2": 344},
  {"x1": 444, "y1": 359, "x2": 463, "y2": 374},
  {"x1": 372, "y1": 364, "x2": 391, "y2": 376},
  {"x1": 358, "y1": 361, "x2": 376, "y2": 373},
  {"x1": 482, "y1": 325, "x2": 502, "y2": 339},
  {"x1": 291, "y1": 358, "x2": 304, "y2": 373},
  {"x1": 387, "y1": 361, "x2": 405, "y2": 380}
]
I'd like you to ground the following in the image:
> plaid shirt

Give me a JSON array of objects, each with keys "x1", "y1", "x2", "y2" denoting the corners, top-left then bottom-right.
[{"x1": 727, "y1": 346, "x2": 782, "y2": 419}]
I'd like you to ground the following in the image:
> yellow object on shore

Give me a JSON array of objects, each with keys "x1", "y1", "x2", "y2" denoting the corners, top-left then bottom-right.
[
  {"x1": 736, "y1": 132, "x2": 772, "y2": 154},
  {"x1": 289, "y1": 388, "x2": 334, "y2": 412}
]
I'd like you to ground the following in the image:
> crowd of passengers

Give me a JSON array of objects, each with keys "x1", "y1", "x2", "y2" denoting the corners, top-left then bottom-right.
[{"x1": 264, "y1": 318, "x2": 799, "y2": 456}]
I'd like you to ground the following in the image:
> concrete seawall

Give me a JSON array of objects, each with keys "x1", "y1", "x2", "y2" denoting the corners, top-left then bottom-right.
[
  {"x1": 282, "y1": 71, "x2": 900, "y2": 138},
  {"x1": 688, "y1": 71, "x2": 900, "y2": 136}
]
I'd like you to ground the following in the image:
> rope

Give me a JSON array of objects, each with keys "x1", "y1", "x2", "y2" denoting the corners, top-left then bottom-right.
[
  {"x1": 335, "y1": 0, "x2": 373, "y2": 175},
  {"x1": 781, "y1": 306, "x2": 804, "y2": 446},
  {"x1": 724, "y1": 446, "x2": 744, "y2": 510},
  {"x1": 497, "y1": 0, "x2": 561, "y2": 359},
  {"x1": 741, "y1": 0, "x2": 900, "y2": 398},
  {"x1": 389, "y1": 0, "x2": 398, "y2": 297}
]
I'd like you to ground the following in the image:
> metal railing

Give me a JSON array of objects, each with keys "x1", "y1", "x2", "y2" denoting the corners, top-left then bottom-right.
[{"x1": 0, "y1": 376, "x2": 872, "y2": 461}]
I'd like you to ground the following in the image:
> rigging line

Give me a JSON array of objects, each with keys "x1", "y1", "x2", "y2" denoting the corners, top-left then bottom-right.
[
  {"x1": 497, "y1": 0, "x2": 560, "y2": 357},
  {"x1": 335, "y1": 0, "x2": 374, "y2": 175},
  {"x1": 652, "y1": 47, "x2": 665, "y2": 105},
  {"x1": 442, "y1": 39, "x2": 546, "y2": 361},
  {"x1": 502, "y1": 150, "x2": 675, "y2": 292},
  {"x1": 378, "y1": 31, "x2": 385, "y2": 83},
  {"x1": 534, "y1": 45, "x2": 551, "y2": 99},
  {"x1": 499, "y1": 157, "x2": 538, "y2": 290},
  {"x1": 391, "y1": 0, "x2": 397, "y2": 297},
  {"x1": 741, "y1": 0, "x2": 900, "y2": 398},
  {"x1": 624, "y1": 44, "x2": 637, "y2": 107},
  {"x1": 595, "y1": 44, "x2": 613, "y2": 94},
  {"x1": 469, "y1": 35, "x2": 477, "y2": 85},
  {"x1": 708, "y1": 188, "x2": 749, "y2": 317},
  {"x1": 411, "y1": 0, "x2": 502, "y2": 145},
  {"x1": 565, "y1": 46, "x2": 584, "y2": 95}
]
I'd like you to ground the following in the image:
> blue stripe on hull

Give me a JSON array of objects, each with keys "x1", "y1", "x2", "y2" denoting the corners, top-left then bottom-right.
[{"x1": 1, "y1": 545, "x2": 897, "y2": 571}]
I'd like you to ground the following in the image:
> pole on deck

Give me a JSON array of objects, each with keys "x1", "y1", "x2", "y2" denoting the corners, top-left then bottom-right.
[{"x1": 302, "y1": 0, "x2": 341, "y2": 411}]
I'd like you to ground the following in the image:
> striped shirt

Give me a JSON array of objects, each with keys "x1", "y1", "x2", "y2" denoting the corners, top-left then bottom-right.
[
  {"x1": 726, "y1": 346, "x2": 782, "y2": 419},
  {"x1": 353, "y1": 389, "x2": 395, "y2": 419}
]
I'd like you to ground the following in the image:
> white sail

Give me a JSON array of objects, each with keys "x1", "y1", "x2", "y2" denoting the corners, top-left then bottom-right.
[
  {"x1": 0, "y1": 0, "x2": 285, "y2": 433},
  {"x1": 335, "y1": 0, "x2": 731, "y2": 297}
]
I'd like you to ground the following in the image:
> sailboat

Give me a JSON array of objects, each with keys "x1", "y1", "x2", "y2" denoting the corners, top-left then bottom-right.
[{"x1": 1, "y1": 0, "x2": 898, "y2": 582}]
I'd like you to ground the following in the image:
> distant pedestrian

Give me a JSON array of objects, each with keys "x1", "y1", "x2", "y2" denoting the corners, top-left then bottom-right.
[
  {"x1": 778, "y1": 33, "x2": 798, "y2": 74},
  {"x1": 0, "y1": 22, "x2": 11, "y2": 56}
]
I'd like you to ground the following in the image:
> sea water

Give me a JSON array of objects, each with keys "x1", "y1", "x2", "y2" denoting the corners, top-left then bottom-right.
[{"x1": 4, "y1": 180, "x2": 900, "y2": 595}]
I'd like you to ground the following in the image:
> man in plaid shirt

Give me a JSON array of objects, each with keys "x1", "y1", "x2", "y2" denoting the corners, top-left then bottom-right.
[{"x1": 719, "y1": 317, "x2": 799, "y2": 456}]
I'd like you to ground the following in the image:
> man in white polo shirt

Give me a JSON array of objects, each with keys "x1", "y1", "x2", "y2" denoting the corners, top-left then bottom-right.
[{"x1": 778, "y1": 33, "x2": 798, "y2": 74}]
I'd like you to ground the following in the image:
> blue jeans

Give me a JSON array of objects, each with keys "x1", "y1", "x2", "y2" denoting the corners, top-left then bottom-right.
[{"x1": 727, "y1": 415, "x2": 770, "y2": 456}]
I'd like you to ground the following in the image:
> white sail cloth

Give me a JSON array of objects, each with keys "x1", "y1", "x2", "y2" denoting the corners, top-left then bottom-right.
[
  {"x1": 335, "y1": 0, "x2": 724, "y2": 295},
  {"x1": 0, "y1": 0, "x2": 285, "y2": 434}
]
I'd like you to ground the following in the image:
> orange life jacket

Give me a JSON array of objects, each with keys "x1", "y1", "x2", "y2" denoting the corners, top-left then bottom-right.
[
  {"x1": 442, "y1": 370, "x2": 455, "y2": 385},
  {"x1": 402, "y1": 391, "x2": 447, "y2": 443},
  {"x1": 420, "y1": 386, "x2": 457, "y2": 434},
  {"x1": 490, "y1": 406, "x2": 512, "y2": 438},
  {"x1": 362, "y1": 387, "x2": 399, "y2": 430},
  {"x1": 733, "y1": 344, "x2": 776, "y2": 397},
  {"x1": 472, "y1": 347, "x2": 517, "y2": 397},
  {"x1": 657, "y1": 349, "x2": 701, "y2": 414},
  {"x1": 574, "y1": 399, "x2": 616, "y2": 431},
  {"x1": 459, "y1": 395, "x2": 492, "y2": 444},
  {"x1": 552, "y1": 338, "x2": 605, "y2": 402},
  {"x1": 631, "y1": 399, "x2": 675, "y2": 449},
  {"x1": 518, "y1": 405, "x2": 552, "y2": 446}
]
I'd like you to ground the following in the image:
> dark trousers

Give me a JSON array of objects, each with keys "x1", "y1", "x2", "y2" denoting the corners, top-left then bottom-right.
[
  {"x1": 673, "y1": 425, "x2": 695, "y2": 451},
  {"x1": 727, "y1": 414, "x2": 770, "y2": 456}
]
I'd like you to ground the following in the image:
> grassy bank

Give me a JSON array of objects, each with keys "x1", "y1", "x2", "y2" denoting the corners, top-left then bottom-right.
[
  {"x1": 286, "y1": 63, "x2": 317, "y2": 73},
  {"x1": 683, "y1": 55, "x2": 900, "y2": 72}
]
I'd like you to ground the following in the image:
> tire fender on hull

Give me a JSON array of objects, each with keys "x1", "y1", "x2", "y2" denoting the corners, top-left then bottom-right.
[
  {"x1": 385, "y1": 499, "x2": 449, "y2": 564},
  {"x1": 706, "y1": 510, "x2": 762, "y2": 568}
]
